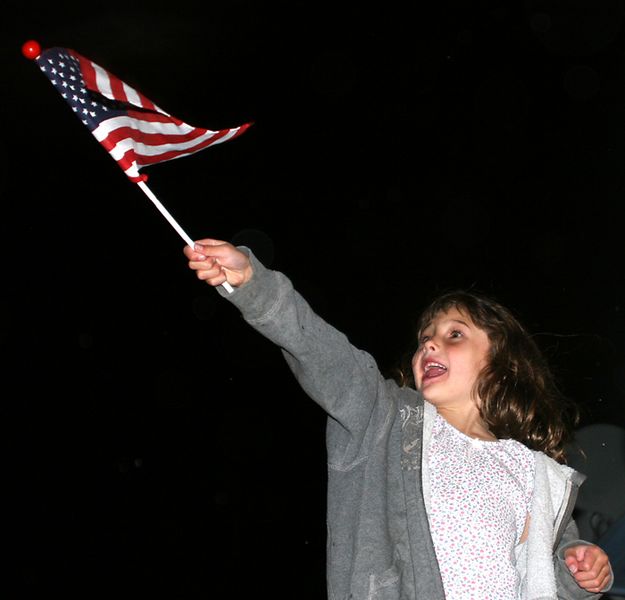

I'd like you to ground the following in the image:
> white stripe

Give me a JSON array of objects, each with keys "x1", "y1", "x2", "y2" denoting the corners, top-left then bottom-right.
[
  {"x1": 122, "y1": 160, "x2": 141, "y2": 179},
  {"x1": 134, "y1": 128, "x2": 238, "y2": 158},
  {"x1": 92, "y1": 115, "x2": 198, "y2": 142},
  {"x1": 122, "y1": 81, "x2": 142, "y2": 107},
  {"x1": 92, "y1": 62, "x2": 114, "y2": 101},
  {"x1": 101, "y1": 128, "x2": 238, "y2": 162},
  {"x1": 90, "y1": 59, "x2": 170, "y2": 115}
]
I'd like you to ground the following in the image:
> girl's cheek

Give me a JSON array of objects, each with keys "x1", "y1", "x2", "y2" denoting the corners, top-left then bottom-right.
[{"x1": 412, "y1": 369, "x2": 422, "y2": 389}]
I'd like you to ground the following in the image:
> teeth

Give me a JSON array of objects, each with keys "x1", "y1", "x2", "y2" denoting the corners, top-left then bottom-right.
[{"x1": 424, "y1": 362, "x2": 446, "y2": 371}]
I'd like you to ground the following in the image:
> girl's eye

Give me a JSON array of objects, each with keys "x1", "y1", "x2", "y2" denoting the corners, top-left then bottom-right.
[{"x1": 449, "y1": 330, "x2": 463, "y2": 339}]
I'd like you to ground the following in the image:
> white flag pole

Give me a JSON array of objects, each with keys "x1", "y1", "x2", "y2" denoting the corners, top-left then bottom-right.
[{"x1": 137, "y1": 180, "x2": 234, "y2": 294}]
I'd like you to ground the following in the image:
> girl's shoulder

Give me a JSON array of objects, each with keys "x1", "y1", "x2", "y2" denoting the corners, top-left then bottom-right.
[
  {"x1": 531, "y1": 449, "x2": 586, "y2": 487},
  {"x1": 491, "y1": 437, "x2": 536, "y2": 488},
  {"x1": 499, "y1": 436, "x2": 536, "y2": 460}
]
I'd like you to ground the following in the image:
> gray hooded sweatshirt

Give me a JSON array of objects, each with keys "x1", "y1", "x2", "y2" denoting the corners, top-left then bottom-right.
[{"x1": 217, "y1": 249, "x2": 609, "y2": 600}]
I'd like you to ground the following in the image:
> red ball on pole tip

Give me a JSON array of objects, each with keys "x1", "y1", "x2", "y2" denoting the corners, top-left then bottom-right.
[{"x1": 21, "y1": 40, "x2": 41, "y2": 60}]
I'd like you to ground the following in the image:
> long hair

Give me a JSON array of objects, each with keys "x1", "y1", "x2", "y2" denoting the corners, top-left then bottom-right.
[{"x1": 395, "y1": 290, "x2": 579, "y2": 463}]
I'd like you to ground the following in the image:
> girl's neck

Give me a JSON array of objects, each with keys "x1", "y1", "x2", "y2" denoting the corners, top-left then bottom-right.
[{"x1": 436, "y1": 405, "x2": 496, "y2": 441}]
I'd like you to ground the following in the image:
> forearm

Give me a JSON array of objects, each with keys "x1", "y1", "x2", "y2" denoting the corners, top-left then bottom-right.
[
  {"x1": 554, "y1": 519, "x2": 613, "y2": 598},
  {"x1": 217, "y1": 249, "x2": 392, "y2": 436}
]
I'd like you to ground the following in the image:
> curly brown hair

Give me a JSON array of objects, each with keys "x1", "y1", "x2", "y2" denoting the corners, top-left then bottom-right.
[{"x1": 394, "y1": 290, "x2": 579, "y2": 463}]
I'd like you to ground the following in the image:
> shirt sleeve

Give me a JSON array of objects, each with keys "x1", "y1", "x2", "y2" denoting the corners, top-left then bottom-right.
[{"x1": 553, "y1": 517, "x2": 614, "y2": 599}]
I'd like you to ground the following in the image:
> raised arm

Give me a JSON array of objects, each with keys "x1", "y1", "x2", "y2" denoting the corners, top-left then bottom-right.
[{"x1": 183, "y1": 239, "x2": 400, "y2": 467}]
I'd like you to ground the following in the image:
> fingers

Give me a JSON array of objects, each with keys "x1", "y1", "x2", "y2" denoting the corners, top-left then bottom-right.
[
  {"x1": 565, "y1": 544, "x2": 612, "y2": 593},
  {"x1": 182, "y1": 240, "x2": 225, "y2": 281},
  {"x1": 183, "y1": 241, "x2": 226, "y2": 285},
  {"x1": 564, "y1": 547, "x2": 587, "y2": 575},
  {"x1": 193, "y1": 239, "x2": 233, "y2": 258},
  {"x1": 193, "y1": 238, "x2": 223, "y2": 247},
  {"x1": 573, "y1": 562, "x2": 612, "y2": 593},
  {"x1": 565, "y1": 555, "x2": 578, "y2": 573},
  {"x1": 183, "y1": 238, "x2": 227, "y2": 258},
  {"x1": 579, "y1": 545, "x2": 608, "y2": 574},
  {"x1": 189, "y1": 255, "x2": 226, "y2": 284},
  {"x1": 183, "y1": 237, "x2": 251, "y2": 288}
]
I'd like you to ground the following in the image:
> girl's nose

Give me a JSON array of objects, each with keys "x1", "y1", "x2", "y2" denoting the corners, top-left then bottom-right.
[{"x1": 425, "y1": 337, "x2": 439, "y2": 352}]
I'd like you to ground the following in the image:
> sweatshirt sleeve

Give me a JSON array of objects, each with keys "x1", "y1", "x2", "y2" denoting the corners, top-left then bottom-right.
[
  {"x1": 554, "y1": 517, "x2": 613, "y2": 599},
  {"x1": 217, "y1": 249, "x2": 396, "y2": 466}
]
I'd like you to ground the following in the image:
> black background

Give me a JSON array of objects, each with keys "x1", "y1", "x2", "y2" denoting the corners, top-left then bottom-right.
[{"x1": 3, "y1": 1, "x2": 625, "y2": 598}]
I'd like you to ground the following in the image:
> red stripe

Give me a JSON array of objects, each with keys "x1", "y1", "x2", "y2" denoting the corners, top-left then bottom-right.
[
  {"x1": 135, "y1": 91, "x2": 158, "y2": 112},
  {"x1": 106, "y1": 71, "x2": 157, "y2": 110},
  {"x1": 97, "y1": 117, "x2": 251, "y2": 155},
  {"x1": 126, "y1": 109, "x2": 184, "y2": 125},
  {"x1": 135, "y1": 128, "x2": 249, "y2": 166},
  {"x1": 69, "y1": 49, "x2": 159, "y2": 111},
  {"x1": 97, "y1": 121, "x2": 253, "y2": 171},
  {"x1": 136, "y1": 122, "x2": 253, "y2": 165},
  {"x1": 71, "y1": 50, "x2": 98, "y2": 91},
  {"x1": 231, "y1": 122, "x2": 253, "y2": 137},
  {"x1": 101, "y1": 124, "x2": 209, "y2": 147},
  {"x1": 107, "y1": 71, "x2": 128, "y2": 103},
  {"x1": 117, "y1": 148, "x2": 148, "y2": 182},
  {"x1": 115, "y1": 147, "x2": 138, "y2": 173}
]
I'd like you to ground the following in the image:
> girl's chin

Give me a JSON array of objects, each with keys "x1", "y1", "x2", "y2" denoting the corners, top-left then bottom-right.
[
  {"x1": 421, "y1": 386, "x2": 445, "y2": 405},
  {"x1": 419, "y1": 379, "x2": 438, "y2": 395}
]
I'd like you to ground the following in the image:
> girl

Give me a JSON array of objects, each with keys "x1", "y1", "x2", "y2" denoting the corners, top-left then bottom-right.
[{"x1": 183, "y1": 239, "x2": 613, "y2": 600}]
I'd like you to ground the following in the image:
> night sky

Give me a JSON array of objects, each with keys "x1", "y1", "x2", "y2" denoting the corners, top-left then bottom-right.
[{"x1": 3, "y1": 2, "x2": 625, "y2": 598}]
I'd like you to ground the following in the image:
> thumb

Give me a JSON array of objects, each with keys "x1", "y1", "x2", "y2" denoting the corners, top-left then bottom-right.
[
  {"x1": 565, "y1": 554, "x2": 578, "y2": 574},
  {"x1": 194, "y1": 238, "x2": 224, "y2": 248},
  {"x1": 194, "y1": 239, "x2": 233, "y2": 258}
]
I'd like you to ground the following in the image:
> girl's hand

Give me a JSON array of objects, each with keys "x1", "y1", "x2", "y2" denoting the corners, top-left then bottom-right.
[
  {"x1": 564, "y1": 544, "x2": 612, "y2": 593},
  {"x1": 184, "y1": 239, "x2": 253, "y2": 288}
]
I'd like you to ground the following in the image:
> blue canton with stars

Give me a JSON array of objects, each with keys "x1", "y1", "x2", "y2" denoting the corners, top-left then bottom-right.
[{"x1": 36, "y1": 47, "x2": 127, "y2": 134}]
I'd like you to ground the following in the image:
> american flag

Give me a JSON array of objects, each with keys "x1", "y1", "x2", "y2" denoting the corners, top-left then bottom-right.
[{"x1": 35, "y1": 46, "x2": 252, "y2": 182}]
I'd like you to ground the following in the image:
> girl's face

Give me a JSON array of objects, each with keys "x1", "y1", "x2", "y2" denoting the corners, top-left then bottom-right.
[{"x1": 412, "y1": 306, "x2": 491, "y2": 409}]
